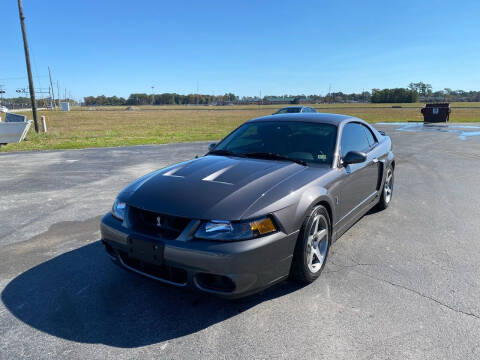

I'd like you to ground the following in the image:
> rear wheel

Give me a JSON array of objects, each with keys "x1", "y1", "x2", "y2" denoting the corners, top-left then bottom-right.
[
  {"x1": 377, "y1": 166, "x2": 394, "y2": 210},
  {"x1": 290, "y1": 205, "x2": 330, "y2": 283}
]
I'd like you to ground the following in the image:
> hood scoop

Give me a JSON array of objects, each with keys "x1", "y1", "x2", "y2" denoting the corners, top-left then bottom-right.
[
  {"x1": 202, "y1": 164, "x2": 235, "y2": 185},
  {"x1": 163, "y1": 165, "x2": 187, "y2": 178}
]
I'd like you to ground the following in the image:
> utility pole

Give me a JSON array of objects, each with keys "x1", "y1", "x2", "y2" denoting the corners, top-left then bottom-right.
[
  {"x1": 48, "y1": 66, "x2": 55, "y2": 109},
  {"x1": 17, "y1": 0, "x2": 39, "y2": 132},
  {"x1": 56, "y1": 81, "x2": 60, "y2": 106},
  {"x1": 196, "y1": 81, "x2": 199, "y2": 105},
  {"x1": 0, "y1": 84, "x2": 5, "y2": 105},
  {"x1": 64, "y1": 88, "x2": 67, "y2": 102}
]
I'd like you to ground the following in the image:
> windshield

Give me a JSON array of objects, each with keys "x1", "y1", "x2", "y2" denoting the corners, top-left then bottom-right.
[
  {"x1": 213, "y1": 121, "x2": 337, "y2": 165},
  {"x1": 275, "y1": 107, "x2": 302, "y2": 114}
]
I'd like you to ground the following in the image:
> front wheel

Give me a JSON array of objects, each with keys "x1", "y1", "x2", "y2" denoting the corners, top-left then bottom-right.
[
  {"x1": 290, "y1": 205, "x2": 331, "y2": 283},
  {"x1": 376, "y1": 166, "x2": 394, "y2": 210}
]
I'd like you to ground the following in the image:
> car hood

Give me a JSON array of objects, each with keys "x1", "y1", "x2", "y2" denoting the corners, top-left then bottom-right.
[{"x1": 119, "y1": 155, "x2": 308, "y2": 220}]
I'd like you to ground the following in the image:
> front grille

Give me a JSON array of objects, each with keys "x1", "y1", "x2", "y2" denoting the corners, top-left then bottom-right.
[
  {"x1": 129, "y1": 206, "x2": 190, "y2": 240},
  {"x1": 118, "y1": 250, "x2": 188, "y2": 285}
]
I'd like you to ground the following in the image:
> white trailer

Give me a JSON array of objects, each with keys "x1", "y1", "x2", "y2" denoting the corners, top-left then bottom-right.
[{"x1": 0, "y1": 113, "x2": 33, "y2": 147}]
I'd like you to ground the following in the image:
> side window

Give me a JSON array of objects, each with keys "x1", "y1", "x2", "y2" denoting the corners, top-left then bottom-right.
[
  {"x1": 340, "y1": 123, "x2": 370, "y2": 157},
  {"x1": 362, "y1": 125, "x2": 377, "y2": 148}
]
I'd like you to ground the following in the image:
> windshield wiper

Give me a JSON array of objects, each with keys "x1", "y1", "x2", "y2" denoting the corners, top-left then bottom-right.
[
  {"x1": 207, "y1": 149, "x2": 245, "y2": 157},
  {"x1": 243, "y1": 152, "x2": 307, "y2": 166}
]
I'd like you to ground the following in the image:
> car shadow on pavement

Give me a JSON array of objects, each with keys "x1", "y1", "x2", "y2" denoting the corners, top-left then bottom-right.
[{"x1": 1, "y1": 241, "x2": 303, "y2": 348}]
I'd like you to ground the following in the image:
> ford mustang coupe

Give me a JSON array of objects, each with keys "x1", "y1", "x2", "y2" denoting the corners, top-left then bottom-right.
[{"x1": 101, "y1": 113, "x2": 395, "y2": 298}]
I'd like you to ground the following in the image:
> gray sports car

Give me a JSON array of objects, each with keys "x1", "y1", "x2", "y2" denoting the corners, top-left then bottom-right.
[{"x1": 101, "y1": 113, "x2": 395, "y2": 298}]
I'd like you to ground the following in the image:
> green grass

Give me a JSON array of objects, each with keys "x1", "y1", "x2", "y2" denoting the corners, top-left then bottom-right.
[{"x1": 2, "y1": 103, "x2": 479, "y2": 152}]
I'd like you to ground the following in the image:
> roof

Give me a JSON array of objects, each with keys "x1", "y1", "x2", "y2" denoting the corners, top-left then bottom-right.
[{"x1": 248, "y1": 112, "x2": 360, "y2": 126}]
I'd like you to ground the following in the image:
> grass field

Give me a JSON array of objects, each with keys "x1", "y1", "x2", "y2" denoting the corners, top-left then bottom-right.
[{"x1": 2, "y1": 103, "x2": 480, "y2": 152}]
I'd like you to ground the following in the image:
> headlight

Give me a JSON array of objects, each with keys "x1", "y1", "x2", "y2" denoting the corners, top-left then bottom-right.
[
  {"x1": 194, "y1": 216, "x2": 277, "y2": 241},
  {"x1": 112, "y1": 199, "x2": 126, "y2": 221}
]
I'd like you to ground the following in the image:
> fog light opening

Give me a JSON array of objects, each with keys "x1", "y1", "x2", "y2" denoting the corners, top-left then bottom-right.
[
  {"x1": 103, "y1": 241, "x2": 117, "y2": 258},
  {"x1": 196, "y1": 273, "x2": 235, "y2": 293}
]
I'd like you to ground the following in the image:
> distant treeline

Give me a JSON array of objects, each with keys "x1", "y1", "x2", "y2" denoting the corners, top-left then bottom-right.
[
  {"x1": 3, "y1": 82, "x2": 480, "y2": 108},
  {"x1": 82, "y1": 85, "x2": 480, "y2": 106},
  {"x1": 371, "y1": 88, "x2": 418, "y2": 103},
  {"x1": 0, "y1": 96, "x2": 75, "y2": 108},
  {"x1": 371, "y1": 82, "x2": 480, "y2": 103},
  {"x1": 83, "y1": 93, "x2": 238, "y2": 106},
  {"x1": 82, "y1": 92, "x2": 374, "y2": 106}
]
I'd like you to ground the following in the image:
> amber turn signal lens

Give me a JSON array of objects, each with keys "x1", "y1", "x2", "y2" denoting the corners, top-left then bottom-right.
[{"x1": 250, "y1": 217, "x2": 276, "y2": 235}]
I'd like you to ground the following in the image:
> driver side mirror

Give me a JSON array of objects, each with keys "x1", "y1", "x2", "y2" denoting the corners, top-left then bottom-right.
[
  {"x1": 342, "y1": 151, "x2": 367, "y2": 165},
  {"x1": 208, "y1": 143, "x2": 217, "y2": 151}
]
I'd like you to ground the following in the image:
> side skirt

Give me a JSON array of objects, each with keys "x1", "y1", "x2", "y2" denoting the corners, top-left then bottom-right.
[{"x1": 332, "y1": 195, "x2": 380, "y2": 243}]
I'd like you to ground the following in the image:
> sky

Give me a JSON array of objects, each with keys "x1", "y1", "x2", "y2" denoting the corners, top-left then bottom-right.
[{"x1": 2, "y1": 0, "x2": 480, "y2": 100}]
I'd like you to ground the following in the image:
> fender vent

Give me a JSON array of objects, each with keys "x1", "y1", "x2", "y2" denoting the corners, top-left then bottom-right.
[{"x1": 376, "y1": 161, "x2": 384, "y2": 191}]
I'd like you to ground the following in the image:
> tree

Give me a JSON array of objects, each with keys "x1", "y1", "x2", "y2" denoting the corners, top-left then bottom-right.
[
  {"x1": 371, "y1": 88, "x2": 417, "y2": 103},
  {"x1": 408, "y1": 82, "x2": 432, "y2": 97}
]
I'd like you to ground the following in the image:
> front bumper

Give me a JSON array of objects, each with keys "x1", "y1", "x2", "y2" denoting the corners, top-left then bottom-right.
[{"x1": 100, "y1": 213, "x2": 298, "y2": 298}]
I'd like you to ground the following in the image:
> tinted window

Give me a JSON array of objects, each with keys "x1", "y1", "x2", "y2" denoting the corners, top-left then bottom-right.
[
  {"x1": 362, "y1": 125, "x2": 376, "y2": 147},
  {"x1": 340, "y1": 123, "x2": 370, "y2": 157},
  {"x1": 215, "y1": 121, "x2": 337, "y2": 165}
]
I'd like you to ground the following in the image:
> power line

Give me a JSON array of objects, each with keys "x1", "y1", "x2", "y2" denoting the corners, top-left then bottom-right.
[{"x1": 0, "y1": 76, "x2": 48, "y2": 81}]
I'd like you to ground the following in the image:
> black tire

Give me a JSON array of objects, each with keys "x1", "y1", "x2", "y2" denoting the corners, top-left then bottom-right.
[
  {"x1": 290, "y1": 205, "x2": 331, "y2": 283},
  {"x1": 376, "y1": 166, "x2": 394, "y2": 210}
]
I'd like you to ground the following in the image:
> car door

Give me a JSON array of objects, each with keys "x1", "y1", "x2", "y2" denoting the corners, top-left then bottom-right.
[
  {"x1": 337, "y1": 122, "x2": 380, "y2": 222},
  {"x1": 361, "y1": 123, "x2": 382, "y2": 195}
]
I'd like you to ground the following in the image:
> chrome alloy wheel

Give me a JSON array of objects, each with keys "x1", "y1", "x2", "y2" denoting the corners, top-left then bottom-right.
[
  {"x1": 384, "y1": 169, "x2": 393, "y2": 204},
  {"x1": 306, "y1": 214, "x2": 329, "y2": 273}
]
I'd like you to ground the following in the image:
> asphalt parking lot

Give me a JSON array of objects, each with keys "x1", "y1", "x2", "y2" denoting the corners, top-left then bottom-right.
[{"x1": 1, "y1": 123, "x2": 480, "y2": 359}]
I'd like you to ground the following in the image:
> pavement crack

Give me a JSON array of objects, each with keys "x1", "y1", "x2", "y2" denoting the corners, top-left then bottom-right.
[
  {"x1": 356, "y1": 270, "x2": 480, "y2": 320},
  {"x1": 327, "y1": 260, "x2": 376, "y2": 273},
  {"x1": 330, "y1": 260, "x2": 376, "y2": 268}
]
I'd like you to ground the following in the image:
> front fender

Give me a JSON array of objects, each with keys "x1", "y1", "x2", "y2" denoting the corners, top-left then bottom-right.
[
  {"x1": 388, "y1": 150, "x2": 395, "y2": 164},
  {"x1": 266, "y1": 185, "x2": 335, "y2": 236},
  {"x1": 241, "y1": 168, "x2": 338, "y2": 235},
  {"x1": 293, "y1": 186, "x2": 335, "y2": 232}
]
